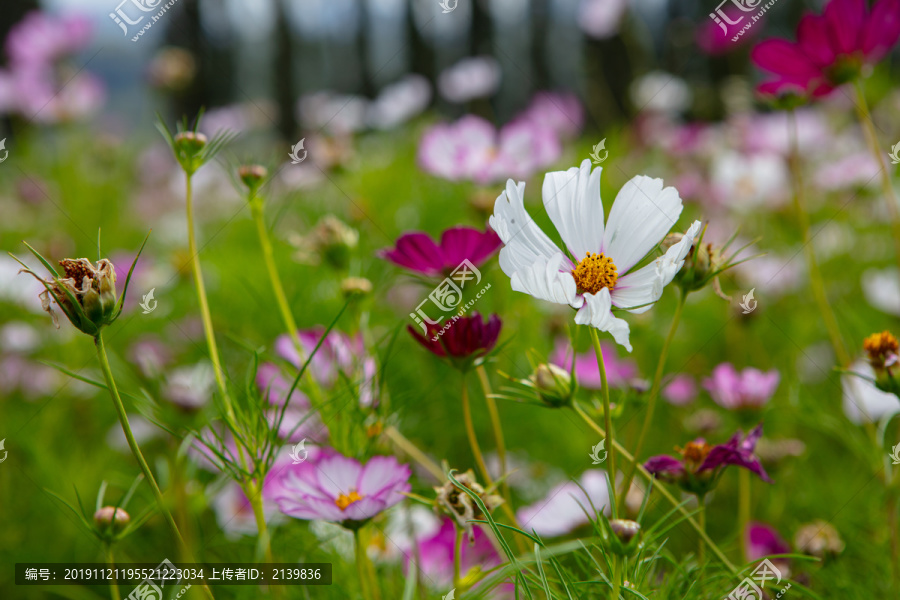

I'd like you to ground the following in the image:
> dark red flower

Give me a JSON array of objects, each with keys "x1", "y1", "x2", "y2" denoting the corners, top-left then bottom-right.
[
  {"x1": 751, "y1": 0, "x2": 900, "y2": 98},
  {"x1": 408, "y1": 312, "x2": 501, "y2": 365},
  {"x1": 380, "y1": 226, "x2": 501, "y2": 277},
  {"x1": 644, "y1": 423, "x2": 773, "y2": 496}
]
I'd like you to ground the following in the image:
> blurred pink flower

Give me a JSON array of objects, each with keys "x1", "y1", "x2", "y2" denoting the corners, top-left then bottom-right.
[
  {"x1": 409, "y1": 519, "x2": 504, "y2": 590},
  {"x1": 437, "y1": 56, "x2": 501, "y2": 103},
  {"x1": 272, "y1": 452, "x2": 411, "y2": 523},
  {"x1": 814, "y1": 151, "x2": 880, "y2": 190},
  {"x1": 697, "y1": 4, "x2": 761, "y2": 54},
  {"x1": 518, "y1": 91, "x2": 585, "y2": 139},
  {"x1": 380, "y1": 226, "x2": 501, "y2": 277},
  {"x1": 751, "y1": 0, "x2": 900, "y2": 98},
  {"x1": 550, "y1": 338, "x2": 637, "y2": 389},
  {"x1": 663, "y1": 374, "x2": 698, "y2": 406},
  {"x1": 5, "y1": 12, "x2": 92, "y2": 66},
  {"x1": 745, "y1": 521, "x2": 792, "y2": 577},
  {"x1": 704, "y1": 363, "x2": 779, "y2": 410},
  {"x1": 417, "y1": 115, "x2": 561, "y2": 184},
  {"x1": 517, "y1": 470, "x2": 610, "y2": 537}
]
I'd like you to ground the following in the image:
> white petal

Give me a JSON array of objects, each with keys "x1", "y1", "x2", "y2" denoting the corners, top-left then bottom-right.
[
  {"x1": 510, "y1": 252, "x2": 581, "y2": 307},
  {"x1": 601, "y1": 176, "x2": 683, "y2": 273},
  {"x1": 573, "y1": 288, "x2": 632, "y2": 352},
  {"x1": 611, "y1": 220, "x2": 701, "y2": 313},
  {"x1": 542, "y1": 159, "x2": 604, "y2": 261},
  {"x1": 842, "y1": 361, "x2": 900, "y2": 424},
  {"x1": 490, "y1": 179, "x2": 562, "y2": 278}
]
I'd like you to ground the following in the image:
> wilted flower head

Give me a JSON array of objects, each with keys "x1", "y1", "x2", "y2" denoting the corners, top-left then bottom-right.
[
  {"x1": 751, "y1": 0, "x2": 900, "y2": 99},
  {"x1": 863, "y1": 330, "x2": 899, "y2": 372},
  {"x1": 644, "y1": 424, "x2": 773, "y2": 496},
  {"x1": 408, "y1": 312, "x2": 501, "y2": 369},
  {"x1": 380, "y1": 225, "x2": 501, "y2": 278},
  {"x1": 272, "y1": 452, "x2": 411, "y2": 528},
  {"x1": 490, "y1": 159, "x2": 701, "y2": 352},
  {"x1": 13, "y1": 242, "x2": 143, "y2": 337},
  {"x1": 703, "y1": 363, "x2": 780, "y2": 411},
  {"x1": 794, "y1": 520, "x2": 845, "y2": 559},
  {"x1": 289, "y1": 215, "x2": 358, "y2": 268},
  {"x1": 434, "y1": 470, "x2": 503, "y2": 541}
]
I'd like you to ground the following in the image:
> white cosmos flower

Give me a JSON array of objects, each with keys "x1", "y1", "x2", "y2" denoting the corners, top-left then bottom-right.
[{"x1": 489, "y1": 159, "x2": 701, "y2": 352}]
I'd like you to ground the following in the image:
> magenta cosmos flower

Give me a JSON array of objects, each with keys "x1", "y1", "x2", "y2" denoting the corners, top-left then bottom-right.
[
  {"x1": 409, "y1": 518, "x2": 503, "y2": 590},
  {"x1": 408, "y1": 312, "x2": 501, "y2": 364},
  {"x1": 273, "y1": 452, "x2": 411, "y2": 525},
  {"x1": 418, "y1": 115, "x2": 561, "y2": 184},
  {"x1": 751, "y1": 0, "x2": 900, "y2": 98},
  {"x1": 380, "y1": 225, "x2": 501, "y2": 278},
  {"x1": 644, "y1": 424, "x2": 773, "y2": 496},
  {"x1": 704, "y1": 363, "x2": 779, "y2": 410},
  {"x1": 550, "y1": 338, "x2": 637, "y2": 389}
]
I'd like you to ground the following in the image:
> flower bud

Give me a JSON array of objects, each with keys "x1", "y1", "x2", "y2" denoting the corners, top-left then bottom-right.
[
  {"x1": 341, "y1": 277, "x2": 373, "y2": 299},
  {"x1": 603, "y1": 518, "x2": 642, "y2": 557},
  {"x1": 173, "y1": 131, "x2": 207, "y2": 155},
  {"x1": 290, "y1": 215, "x2": 359, "y2": 268},
  {"x1": 662, "y1": 232, "x2": 722, "y2": 293},
  {"x1": 94, "y1": 506, "x2": 130, "y2": 533},
  {"x1": 530, "y1": 363, "x2": 574, "y2": 407},
  {"x1": 238, "y1": 164, "x2": 268, "y2": 195}
]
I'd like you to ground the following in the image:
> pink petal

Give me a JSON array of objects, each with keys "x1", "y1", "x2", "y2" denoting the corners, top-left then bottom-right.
[
  {"x1": 797, "y1": 14, "x2": 837, "y2": 67},
  {"x1": 824, "y1": 0, "x2": 866, "y2": 54},
  {"x1": 381, "y1": 232, "x2": 445, "y2": 276},
  {"x1": 861, "y1": 0, "x2": 900, "y2": 62},
  {"x1": 751, "y1": 39, "x2": 821, "y2": 79}
]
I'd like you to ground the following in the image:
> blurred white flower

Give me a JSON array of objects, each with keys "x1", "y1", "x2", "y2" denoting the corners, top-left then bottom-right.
[
  {"x1": 711, "y1": 151, "x2": 789, "y2": 210},
  {"x1": 862, "y1": 268, "x2": 900, "y2": 316},
  {"x1": 733, "y1": 253, "x2": 804, "y2": 298},
  {"x1": 842, "y1": 360, "x2": 900, "y2": 424},
  {"x1": 578, "y1": 0, "x2": 628, "y2": 39},
  {"x1": 438, "y1": 56, "x2": 501, "y2": 103},
  {"x1": 367, "y1": 75, "x2": 431, "y2": 130},
  {"x1": 630, "y1": 71, "x2": 691, "y2": 114},
  {"x1": 516, "y1": 470, "x2": 610, "y2": 537},
  {"x1": 163, "y1": 362, "x2": 215, "y2": 410},
  {"x1": 0, "y1": 321, "x2": 41, "y2": 353}
]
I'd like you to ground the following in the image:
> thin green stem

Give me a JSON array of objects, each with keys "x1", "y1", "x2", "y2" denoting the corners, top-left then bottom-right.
[
  {"x1": 571, "y1": 402, "x2": 739, "y2": 577},
  {"x1": 787, "y1": 110, "x2": 851, "y2": 367},
  {"x1": 738, "y1": 468, "x2": 750, "y2": 562},
  {"x1": 698, "y1": 500, "x2": 706, "y2": 565},
  {"x1": 354, "y1": 529, "x2": 372, "y2": 600},
  {"x1": 105, "y1": 544, "x2": 121, "y2": 600},
  {"x1": 611, "y1": 555, "x2": 621, "y2": 600},
  {"x1": 453, "y1": 527, "x2": 463, "y2": 590},
  {"x1": 589, "y1": 328, "x2": 617, "y2": 517},
  {"x1": 620, "y1": 291, "x2": 686, "y2": 507},
  {"x1": 853, "y1": 80, "x2": 900, "y2": 278},
  {"x1": 461, "y1": 373, "x2": 492, "y2": 489},
  {"x1": 185, "y1": 174, "x2": 236, "y2": 418},
  {"x1": 95, "y1": 332, "x2": 183, "y2": 544},
  {"x1": 475, "y1": 365, "x2": 512, "y2": 507},
  {"x1": 384, "y1": 426, "x2": 444, "y2": 481}
]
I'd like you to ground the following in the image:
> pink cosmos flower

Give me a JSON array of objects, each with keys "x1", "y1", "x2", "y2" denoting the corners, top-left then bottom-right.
[
  {"x1": 697, "y1": 3, "x2": 762, "y2": 54},
  {"x1": 751, "y1": 0, "x2": 900, "y2": 98},
  {"x1": 272, "y1": 452, "x2": 411, "y2": 523},
  {"x1": 409, "y1": 518, "x2": 503, "y2": 590},
  {"x1": 417, "y1": 115, "x2": 561, "y2": 184},
  {"x1": 380, "y1": 226, "x2": 501, "y2": 278},
  {"x1": 550, "y1": 338, "x2": 637, "y2": 389},
  {"x1": 704, "y1": 363, "x2": 780, "y2": 410},
  {"x1": 578, "y1": 0, "x2": 628, "y2": 39},
  {"x1": 272, "y1": 328, "x2": 378, "y2": 407},
  {"x1": 408, "y1": 312, "x2": 502, "y2": 363},
  {"x1": 517, "y1": 470, "x2": 610, "y2": 537},
  {"x1": 663, "y1": 374, "x2": 698, "y2": 406}
]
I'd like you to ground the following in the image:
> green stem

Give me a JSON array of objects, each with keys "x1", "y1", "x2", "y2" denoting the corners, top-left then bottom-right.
[
  {"x1": 698, "y1": 500, "x2": 706, "y2": 565},
  {"x1": 95, "y1": 332, "x2": 183, "y2": 545},
  {"x1": 738, "y1": 468, "x2": 751, "y2": 562},
  {"x1": 853, "y1": 80, "x2": 900, "y2": 278},
  {"x1": 589, "y1": 328, "x2": 617, "y2": 517},
  {"x1": 185, "y1": 174, "x2": 236, "y2": 419},
  {"x1": 461, "y1": 373, "x2": 492, "y2": 489},
  {"x1": 453, "y1": 527, "x2": 463, "y2": 590},
  {"x1": 475, "y1": 365, "x2": 512, "y2": 508},
  {"x1": 786, "y1": 110, "x2": 851, "y2": 367},
  {"x1": 354, "y1": 529, "x2": 372, "y2": 600},
  {"x1": 248, "y1": 480, "x2": 274, "y2": 564},
  {"x1": 105, "y1": 544, "x2": 120, "y2": 600},
  {"x1": 571, "y1": 402, "x2": 739, "y2": 577},
  {"x1": 611, "y1": 555, "x2": 621, "y2": 600},
  {"x1": 619, "y1": 291, "x2": 686, "y2": 507}
]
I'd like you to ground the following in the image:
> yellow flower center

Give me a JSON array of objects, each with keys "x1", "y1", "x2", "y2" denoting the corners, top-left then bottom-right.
[
  {"x1": 334, "y1": 490, "x2": 364, "y2": 511},
  {"x1": 572, "y1": 252, "x2": 618, "y2": 295},
  {"x1": 677, "y1": 441, "x2": 712, "y2": 468},
  {"x1": 863, "y1": 330, "x2": 899, "y2": 369}
]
